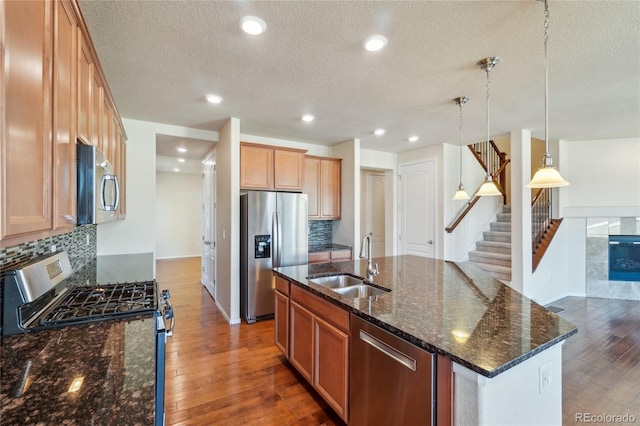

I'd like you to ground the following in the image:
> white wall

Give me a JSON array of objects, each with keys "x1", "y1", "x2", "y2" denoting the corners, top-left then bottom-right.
[
  {"x1": 332, "y1": 139, "x2": 360, "y2": 248},
  {"x1": 156, "y1": 172, "x2": 202, "y2": 259},
  {"x1": 560, "y1": 137, "x2": 640, "y2": 217},
  {"x1": 216, "y1": 118, "x2": 241, "y2": 324},
  {"x1": 97, "y1": 118, "x2": 217, "y2": 257}
]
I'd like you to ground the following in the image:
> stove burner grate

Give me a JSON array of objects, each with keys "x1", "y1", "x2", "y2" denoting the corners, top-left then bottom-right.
[{"x1": 39, "y1": 281, "x2": 157, "y2": 327}]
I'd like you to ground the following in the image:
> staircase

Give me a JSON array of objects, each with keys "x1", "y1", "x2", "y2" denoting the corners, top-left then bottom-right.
[{"x1": 468, "y1": 205, "x2": 512, "y2": 282}]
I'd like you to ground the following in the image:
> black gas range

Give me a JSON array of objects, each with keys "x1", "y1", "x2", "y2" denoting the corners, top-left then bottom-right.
[{"x1": 1, "y1": 251, "x2": 173, "y2": 426}]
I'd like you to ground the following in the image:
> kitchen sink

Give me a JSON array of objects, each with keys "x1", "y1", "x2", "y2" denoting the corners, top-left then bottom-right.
[
  {"x1": 309, "y1": 274, "x2": 364, "y2": 289},
  {"x1": 308, "y1": 274, "x2": 390, "y2": 299},
  {"x1": 332, "y1": 284, "x2": 389, "y2": 298}
]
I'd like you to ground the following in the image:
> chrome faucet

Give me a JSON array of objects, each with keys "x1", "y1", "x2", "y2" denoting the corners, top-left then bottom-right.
[{"x1": 359, "y1": 233, "x2": 379, "y2": 277}]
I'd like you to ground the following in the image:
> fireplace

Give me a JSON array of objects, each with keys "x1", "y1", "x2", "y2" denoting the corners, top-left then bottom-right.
[{"x1": 609, "y1": 235, "x2": 640, "y2": 282}]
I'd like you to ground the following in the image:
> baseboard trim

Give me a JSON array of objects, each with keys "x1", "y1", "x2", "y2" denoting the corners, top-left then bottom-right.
[{"x1": 157, "y1": 255, "x2": 201, "y2": 260}]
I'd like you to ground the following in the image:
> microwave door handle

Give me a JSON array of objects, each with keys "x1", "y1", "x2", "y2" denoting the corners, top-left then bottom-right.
[{"x1": 101, "y1": 175, "x2": 119, "y2": 211}]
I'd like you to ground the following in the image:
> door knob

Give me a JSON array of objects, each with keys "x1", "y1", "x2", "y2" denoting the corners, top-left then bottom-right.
[{"x1": 428, "y1": 240, "x2": 433, "y2": 244}]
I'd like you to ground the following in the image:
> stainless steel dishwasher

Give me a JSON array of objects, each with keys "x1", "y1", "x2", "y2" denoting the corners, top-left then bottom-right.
[{"x1": 350, "y1": 315, "x2": 434, "y2": 425}]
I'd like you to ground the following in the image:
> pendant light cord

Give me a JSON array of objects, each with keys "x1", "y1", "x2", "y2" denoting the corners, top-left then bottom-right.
[
  {"x1": 485, "y1": 66, "x2": 491, "y2": 179},
  {"x1": 458, "y1": 102, "x2": 463, "y2": 184},
  {"x1": 544, "y1": 0, "x2": 550, "y2": 157}
]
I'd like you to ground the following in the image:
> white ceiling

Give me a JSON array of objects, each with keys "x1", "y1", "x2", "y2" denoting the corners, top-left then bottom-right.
[{"x1": 80, "y1": 0, "x2": 639, "y2": 162}]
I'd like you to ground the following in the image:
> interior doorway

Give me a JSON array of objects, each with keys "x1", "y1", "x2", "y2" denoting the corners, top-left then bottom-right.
[
  {"x1": 399, "y1": 160, "x2": 436, "y2": 258},
  {"x1": 202, "y1": 151, "x2": 217, "y2": 300},
  {"x1": 360, "y1": 169, "x2": 388, "y2": 258}
]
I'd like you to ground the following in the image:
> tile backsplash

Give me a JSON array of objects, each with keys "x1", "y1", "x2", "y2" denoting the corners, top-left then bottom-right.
[
  {"x1": 0, "y1": 225, "x2": 97, "y2": 327},
  {"x1": 309, "y1": 220, "x2": 332, "y2": 246}
]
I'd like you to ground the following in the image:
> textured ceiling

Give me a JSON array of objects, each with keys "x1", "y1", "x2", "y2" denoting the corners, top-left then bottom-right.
[{"x1": 79, "y1": 0, "x2": 640, "y2": 157}]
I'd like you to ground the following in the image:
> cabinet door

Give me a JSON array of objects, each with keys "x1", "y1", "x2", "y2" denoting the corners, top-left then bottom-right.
[
  {"x1": 330, "y1": 249, "x2": 352, "y2": 263},
  {"x1": 53, "y1": 0, "x2": 78, "y2": 230},
  {"x1": 314, "y1": 316, "x2": 349, "y2": 421},
  {"x1": 101, "y1": 95, "x2": 112, "y2": 160},
  {"x1": 77, "y1": 32, "x2": 92, "y2": 145},
  {"x1": 303, "y1": 157, "x2": 320, "y2": 218},
  {"x1": 320, "y1": 159, "x2": 341, "y2": 219},
  {"x1": 90, "y1": 73, "x2": 102, "y2": 148},
  {"x1": 274, "y1": 290, "x2": 289, "y2": 357},
  {"x1": 117, "y1": 125, "x2": 126, "y2": 218},
  {"x1": 1, "y1": 0, "x2": 53, "y2": 238},
  {"x1": 240, "y1": 144, "x2": 273, "y2": 189},
  {"x1": 289, "y1": 300, "x2": 314, "y2": 383},
  {"x1": 274, "y1": 149, "x2": 304, "y2": 191}
]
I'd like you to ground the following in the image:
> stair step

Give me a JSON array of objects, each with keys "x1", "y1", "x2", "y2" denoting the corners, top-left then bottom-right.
[
  {"x1": 483, "y1": 231, "x2": 511, "y2": 243},
  {"x1": 476, "y1": 241, "x2": 511, "y2": 254},
  {"x1": 490, "y1": 222, "x2": 511, "y2": 232},
  {"x1": 467, "y1": 261, "x2": 512, "y2": 281},
  {"x1": 502, "y1": 205, "x2": 511, "y2": 214},
  {"x1": 496, "y1": 212, "x2": 511, "y2": 223},
  {"x1": 469, "y1": 251, "x2": 512, "y2": 267}
]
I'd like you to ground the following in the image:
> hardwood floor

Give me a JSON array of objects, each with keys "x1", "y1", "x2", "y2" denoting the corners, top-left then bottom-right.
[
  {"x1": 551, "y1": 296, "x2": 640, "y2": 425},
  {"x1": 158, "y1": 258, "x2": 640, "y2": 425},
  {"x1": 157, "y1": 257, "x2": 343, "y2": 426}
]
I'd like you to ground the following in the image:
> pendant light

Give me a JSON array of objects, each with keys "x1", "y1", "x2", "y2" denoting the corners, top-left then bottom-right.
[
  {"x1": 476, "y1": 57, "x2": 502, "y2": 197},
  {"x1": 452, "y1": 96, "x2": 470, "y2": 200},
  {"x1": 527, "y1": 0, "x2": 569, "y2": 188}
]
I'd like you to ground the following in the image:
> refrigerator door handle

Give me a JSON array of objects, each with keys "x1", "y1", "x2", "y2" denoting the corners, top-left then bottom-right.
[{"x1": 272, "y1": 211, "x2": 280, "y2": 267}]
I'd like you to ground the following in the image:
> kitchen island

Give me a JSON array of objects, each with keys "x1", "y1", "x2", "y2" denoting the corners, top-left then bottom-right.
[
  {"x1": 0, "y1": 253, "x2": 159, "y2": 425},
  {"x1": 274, "y1": 255, "x2": 577, "y2": 425}
]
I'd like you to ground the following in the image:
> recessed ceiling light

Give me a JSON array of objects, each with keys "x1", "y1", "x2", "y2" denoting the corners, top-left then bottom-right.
[
  {"x1": 206, "y1": 94, "x2": 223, "y2": 104},
  {"x1": 173, "y1": 168, "x2": 180, "y2": 172},
  {"x1": 177, "y1": 158, "x2": 186, "y2": 163},
  {"x1": 409, "y1": 136, "x2": 419, "y2": 143},
  {"x1": 363, "y1": 35, "x2": 388, "y2": 52},
  {"x1": 374, "y1": 128, "x2": 386, "y2": 136},
  {"x1": 302, "y1": 114, "x2": 315, "y2": 122},
  {"x1": 177, "y1": 147, "x2": 187, "y2": 153},
  {"x1": 240, "y1": 16, "x2": 267, "y2": 35}
]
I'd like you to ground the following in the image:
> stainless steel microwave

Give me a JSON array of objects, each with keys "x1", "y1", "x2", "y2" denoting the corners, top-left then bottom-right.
[{"x1": 77, "y1": 143, "x2": 120, "y2": 225}]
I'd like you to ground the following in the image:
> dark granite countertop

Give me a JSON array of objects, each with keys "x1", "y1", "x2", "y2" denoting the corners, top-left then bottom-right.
[
  {"x1": 274, "y1": 255, "x2": 577, "y2": 378},
  {"x1": 0, "y1": 253, "x2": 157, "y2": 425},
  {"x1": 308, "y1": 243, "x2": 352, "y2": 253}
]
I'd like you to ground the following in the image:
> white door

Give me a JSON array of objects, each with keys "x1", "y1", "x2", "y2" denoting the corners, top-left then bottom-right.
[
  {"x1": 202, "y1": 152, "x2": 216, "y2": 299},
  {"x1": 399, "y1": 160, "x2": 436, "y2": 258},
  {"x1": 361, "y1": 170, "x2": 386, "y2": 258}
]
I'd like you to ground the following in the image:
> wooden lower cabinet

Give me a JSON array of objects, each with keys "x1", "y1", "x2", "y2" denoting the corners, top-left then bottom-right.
[
  {"x1": 274, "y1": 290, "x2": 289, "y2": 356},
  {"x1": 282, "y1": 282, "x2": 350, "y2": 422},
  {"x1": 314, "y1": 316, "x2": 349, "y2": 420},
  {"x1": 289, "y1": 300, "x2": 314, "y2": 383},
  {"x1": 308, "y1": 249, "x2": 352, "y2": 265}
]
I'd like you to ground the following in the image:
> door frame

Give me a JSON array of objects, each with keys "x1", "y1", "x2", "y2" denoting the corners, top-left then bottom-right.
[{"x1": 201, "y1": 150, "x2": 217, "y2": 300}]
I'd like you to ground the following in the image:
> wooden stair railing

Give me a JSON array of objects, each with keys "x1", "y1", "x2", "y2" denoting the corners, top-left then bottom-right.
[
  {"x1": 531, "y1": 188, "x2": 562, "y2": 272},
  {"x1": 445, "y1": 156, "x2": 510, "y2": 233}
]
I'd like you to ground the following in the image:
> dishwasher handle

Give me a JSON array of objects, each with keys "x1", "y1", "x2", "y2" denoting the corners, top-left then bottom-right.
[{"x1": 359, "y1": 329, "x2": 417, "y2": 371}]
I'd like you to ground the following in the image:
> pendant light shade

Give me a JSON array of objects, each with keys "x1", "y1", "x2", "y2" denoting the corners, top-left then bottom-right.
[
  {"x1": 452, "y1": 96, "x2": 470, "y2": 201},
  {"x1": 527, "y1": 0, "x2": 569, "y2": 189},
  {"x1": 477, "y1": 176, "x2": 503, "y2": 196},
  {"x1": 476, "y1": 57, "x2": 501, "y2": 197}
]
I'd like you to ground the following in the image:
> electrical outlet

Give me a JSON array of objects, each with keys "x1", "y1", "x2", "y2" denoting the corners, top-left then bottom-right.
[
  {"x1": 539, "y1": 362, "x2": 552, "y2": 394},
  {"x1": 51, "y1": 244, "x2": 57, "y2": 252},
  {"x1": 86, "y1": 234, "x2": 90, "y2": 246}
]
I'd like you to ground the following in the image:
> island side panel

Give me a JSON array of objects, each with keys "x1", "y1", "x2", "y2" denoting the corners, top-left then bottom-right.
[{"x1": 452, "y1": 342, "x2": 563, "y2": 426}]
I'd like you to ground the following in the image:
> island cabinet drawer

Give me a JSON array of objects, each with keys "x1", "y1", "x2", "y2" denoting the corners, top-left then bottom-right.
[
  {"x1": 330, "y1": 249, "x2": 351, "y2": 262},
  {"x1": 274, "y1": 275, "x2": 290, "y2": 295},
  {"x1": 290, "y1": 285, "x2": 349, "y2": 333}
]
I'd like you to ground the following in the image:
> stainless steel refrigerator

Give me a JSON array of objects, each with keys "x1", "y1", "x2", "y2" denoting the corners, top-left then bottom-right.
[{"x1": 241, "y1": 191, "x2": 308, "y2": 323}]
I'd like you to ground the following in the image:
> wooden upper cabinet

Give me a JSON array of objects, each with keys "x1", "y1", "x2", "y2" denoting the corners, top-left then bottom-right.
[
  {"x1": 240, "y1": 144, "x2": 273, "y2": 189},
  {"x1": 240, "y1": 143, "x2": 306, "y2": 191},
  {"x1": 303, "y1": 157, "x2": 321, "y2": 217},
  {"x1": 1, "y1": 0, "x2": 54, "y2": 239},
  {"x1": 274, "y1": 149, "x2": 304, "y2": 190},
  {"x1": 303, "y1": 156, "x2": 341, "y2": 220},
  {"x1": 53, "y1": 0, "x2": 78, "y2": 230},
  {"x1": 77, "y1": 31, "x2": 93, "y2": 145}
]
